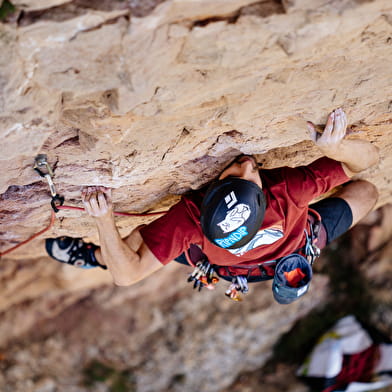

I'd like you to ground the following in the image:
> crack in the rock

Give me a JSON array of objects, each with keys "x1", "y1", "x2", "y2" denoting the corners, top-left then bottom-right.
[
  {"x1": 68, "y1": 13, "x2": 129, "y2": 41},
  {"x1": 54, "y1": 135, "x2": 80, "y2": 149},
  {"x1": 161, "y1": 127, "x2": 192, "y2": 161},
  {"x1": 13, "y1": 0, "x2": 168, "y2": 27},
  {"x1": 191, "y1": 0, "x2": 285, "y2": 29}
]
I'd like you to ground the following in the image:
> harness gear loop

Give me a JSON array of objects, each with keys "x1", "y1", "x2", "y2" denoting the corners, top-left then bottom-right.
[
  {"x1": 235, "y1": 275, "x2": 249, "y2": 293},
  {"x1": 223, "y1": 275, "x2": 250, "y2": 301},
  {"x1": 185, "y1": 213, "x2": 322, "y2": 300},
  {"x1": 187, "y1": 260, "x2": 219, "y2": 291},
  {"x1": 304, "y1": 223, "x2": 321, "y2": 266},
  {"x1": 34, "y1": 154, "x2": 64, "y2": 212}
]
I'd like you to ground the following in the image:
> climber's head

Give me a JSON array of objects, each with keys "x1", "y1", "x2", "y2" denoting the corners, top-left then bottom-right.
[
  {"x1": 200, "y1": 155, "x2": 266, "y2": 249},
  {"x1": 219, "y1": 155, "x2": 262, "y2": 188}
]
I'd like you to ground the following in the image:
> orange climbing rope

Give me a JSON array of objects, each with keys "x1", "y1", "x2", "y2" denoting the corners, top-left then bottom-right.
[
  {"x1": 0, "y1": 154, "x2": 168, "y2": 258},
  {"x1": 0, "y1": 205, "x2": 167, "y2": 258},
  {"x1": 1, "y1": 211, "x2": 56, "y2": 257},
  {"x1": 57, "y1": 204, "x2": 167, "y2": 217}
]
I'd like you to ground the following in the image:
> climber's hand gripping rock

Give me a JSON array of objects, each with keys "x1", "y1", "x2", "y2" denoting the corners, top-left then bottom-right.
[
  {"x1": 82, "y1": 186, "x2": 113, "y2": 219},
  {"x1": 307, "y1": 108, "x2": 348, "y2": 155},
  {"x1": 307, "y1": 108, "x2": 378, "y2": 175}
]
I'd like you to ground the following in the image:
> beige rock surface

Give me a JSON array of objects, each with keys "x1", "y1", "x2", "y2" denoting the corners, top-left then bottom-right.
[
  {"x1": 11, "y1": 0, "x2": 72, "y2": 12},
  {"x1": 0, "y1": 0, "x2": 392, "y2": 391},
  {"x1": 1, "y1": 0, "x2": 391, "y2": 252}
]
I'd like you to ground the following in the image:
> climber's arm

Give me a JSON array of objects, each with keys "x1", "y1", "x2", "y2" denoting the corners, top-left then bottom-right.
[
  {"x1": 94, "y1": 218, "x2": 163, "y2": 286},
  {"x1": 307, "y1": 108, "x2": 379, "y2": 177},
  {"x1": 82, "y1": 187, "x2": 163, "y2": 286}
]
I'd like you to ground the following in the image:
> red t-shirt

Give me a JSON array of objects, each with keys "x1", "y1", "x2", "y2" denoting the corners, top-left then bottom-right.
[{"x1": 140, "y1": 157, "x2": 350, "y2": 267}]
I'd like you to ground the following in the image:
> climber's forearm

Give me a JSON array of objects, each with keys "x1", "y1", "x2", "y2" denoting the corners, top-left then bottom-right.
[
  {"x1": 319, "y1": 139, "x2": 379, "y2": 176},
  {"x1": 94, "y1": 215, "x2": 143, "y2": 286},
  {"x1": 94, "y1": 215, "x2": 163, "y2": 286},
  {"x1": 81, "y1": 187, "x2": 163, "y2": 286}
]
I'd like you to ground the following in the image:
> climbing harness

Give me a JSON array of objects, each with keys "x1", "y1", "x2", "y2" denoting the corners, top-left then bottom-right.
[
  {"x1": 186, "y1": 213, "x2": 322, "y2": 301},
  {"x1": 33, "y1": 154, "x2": 64, "y2": 212},
  {"x1": 0, "y1": 155, "x2": 168, "y2": 259}
]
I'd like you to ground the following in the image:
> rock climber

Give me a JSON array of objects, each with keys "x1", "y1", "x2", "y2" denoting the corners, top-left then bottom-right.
[{"x1": 46, "y1": 108, "x2": 379, "y2": 303}]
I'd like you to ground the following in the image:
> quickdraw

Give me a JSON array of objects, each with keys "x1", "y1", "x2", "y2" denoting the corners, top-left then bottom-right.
[
  {"x1": 187, "y1": 260, "x2": 219, "y2": 291},
  {"x1": 33, "y1": 154, "x2": 64, "y2": 212},
  {"x1": 304, "y1": 211, "x2": 322, "y2": 265},
  {"x1": 225, "y1": 276, "x2": 249, "y2": 301},
  {"x1": 187, "y1": 260, "x2": 250, "y2": 301},
  {"x1": 304, "y1": 228, "x2": 321, "y2": 265},
  {"x1": 1, "y1": 155, "x2": 168, "y2": 258}
]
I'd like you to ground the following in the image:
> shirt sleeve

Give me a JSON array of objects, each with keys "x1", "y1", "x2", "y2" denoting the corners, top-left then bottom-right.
[
  {"x1": 139, "y1": 197, "x2": 203, "y2": 265},
  {"x1": 282, "y1": 157, "x2": 351, "y2": 207}
]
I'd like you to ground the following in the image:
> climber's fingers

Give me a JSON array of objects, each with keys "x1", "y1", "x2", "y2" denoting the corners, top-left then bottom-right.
[
  {"x1": 307, "y1": 121, "x2": 318, "y2": 143},
  {"x1": 81, "y1": 186, "x2": 113, "y2": 218},
  {"x1": 331, "y1": 108, "x2": 348, "y2": 141},
  {"x1": 310, "y1": 108, "x2": 348, "y2": 151}
]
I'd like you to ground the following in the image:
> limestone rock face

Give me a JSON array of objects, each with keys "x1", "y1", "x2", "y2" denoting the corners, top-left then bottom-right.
[
  {"x1": 1, "y1": 0, "x2": 391, "y2": 252},
  {"x1": 12, "y1": 0, "x2": 71, "y2": 11},
  {"x1": 0, "y1": 0, "x2": 392, "y2": 391}
]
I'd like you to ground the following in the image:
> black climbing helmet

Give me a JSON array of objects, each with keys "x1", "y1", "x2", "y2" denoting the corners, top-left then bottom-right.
[{"x1": 200, "y1": 177, "x2": 266, "y2": 249}]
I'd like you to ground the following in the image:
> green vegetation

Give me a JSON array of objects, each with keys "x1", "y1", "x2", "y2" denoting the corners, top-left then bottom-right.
[
  {"x1": 82, "y1": 360, "x2": 136, "y2": 392},
  {"x1": 0, "y1": 1, "x2": 15, "y2": 21}
]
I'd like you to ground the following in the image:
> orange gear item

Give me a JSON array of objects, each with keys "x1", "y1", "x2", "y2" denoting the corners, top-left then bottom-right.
[{"x1": 284, "y1": 267, "x2": 306, "y2": 288}]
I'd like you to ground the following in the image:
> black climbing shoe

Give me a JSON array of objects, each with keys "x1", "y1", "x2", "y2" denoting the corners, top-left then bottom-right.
[{"x1": 45, "y1": 237, "x2": 107, "y2": 269}]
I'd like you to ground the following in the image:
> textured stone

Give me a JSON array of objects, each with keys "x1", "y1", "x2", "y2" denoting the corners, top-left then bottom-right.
[
  {"x1": 12, "y1": 0, "x2": 71, "y2": 12},
  {"x1": 0, "y1": 0, "x2": 392, "y2": 391},
  {"x1": 1, "y1": 0, "x2": 391, "y2": 250}
]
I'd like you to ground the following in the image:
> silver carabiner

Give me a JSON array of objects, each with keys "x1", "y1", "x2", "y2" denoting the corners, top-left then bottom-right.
[
  {"x1": 34, "y1": 154, "x2": 54, "y2": 178},
  {"x1": 34, "y1": 154, "x2": 64, "y2": 212}
]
